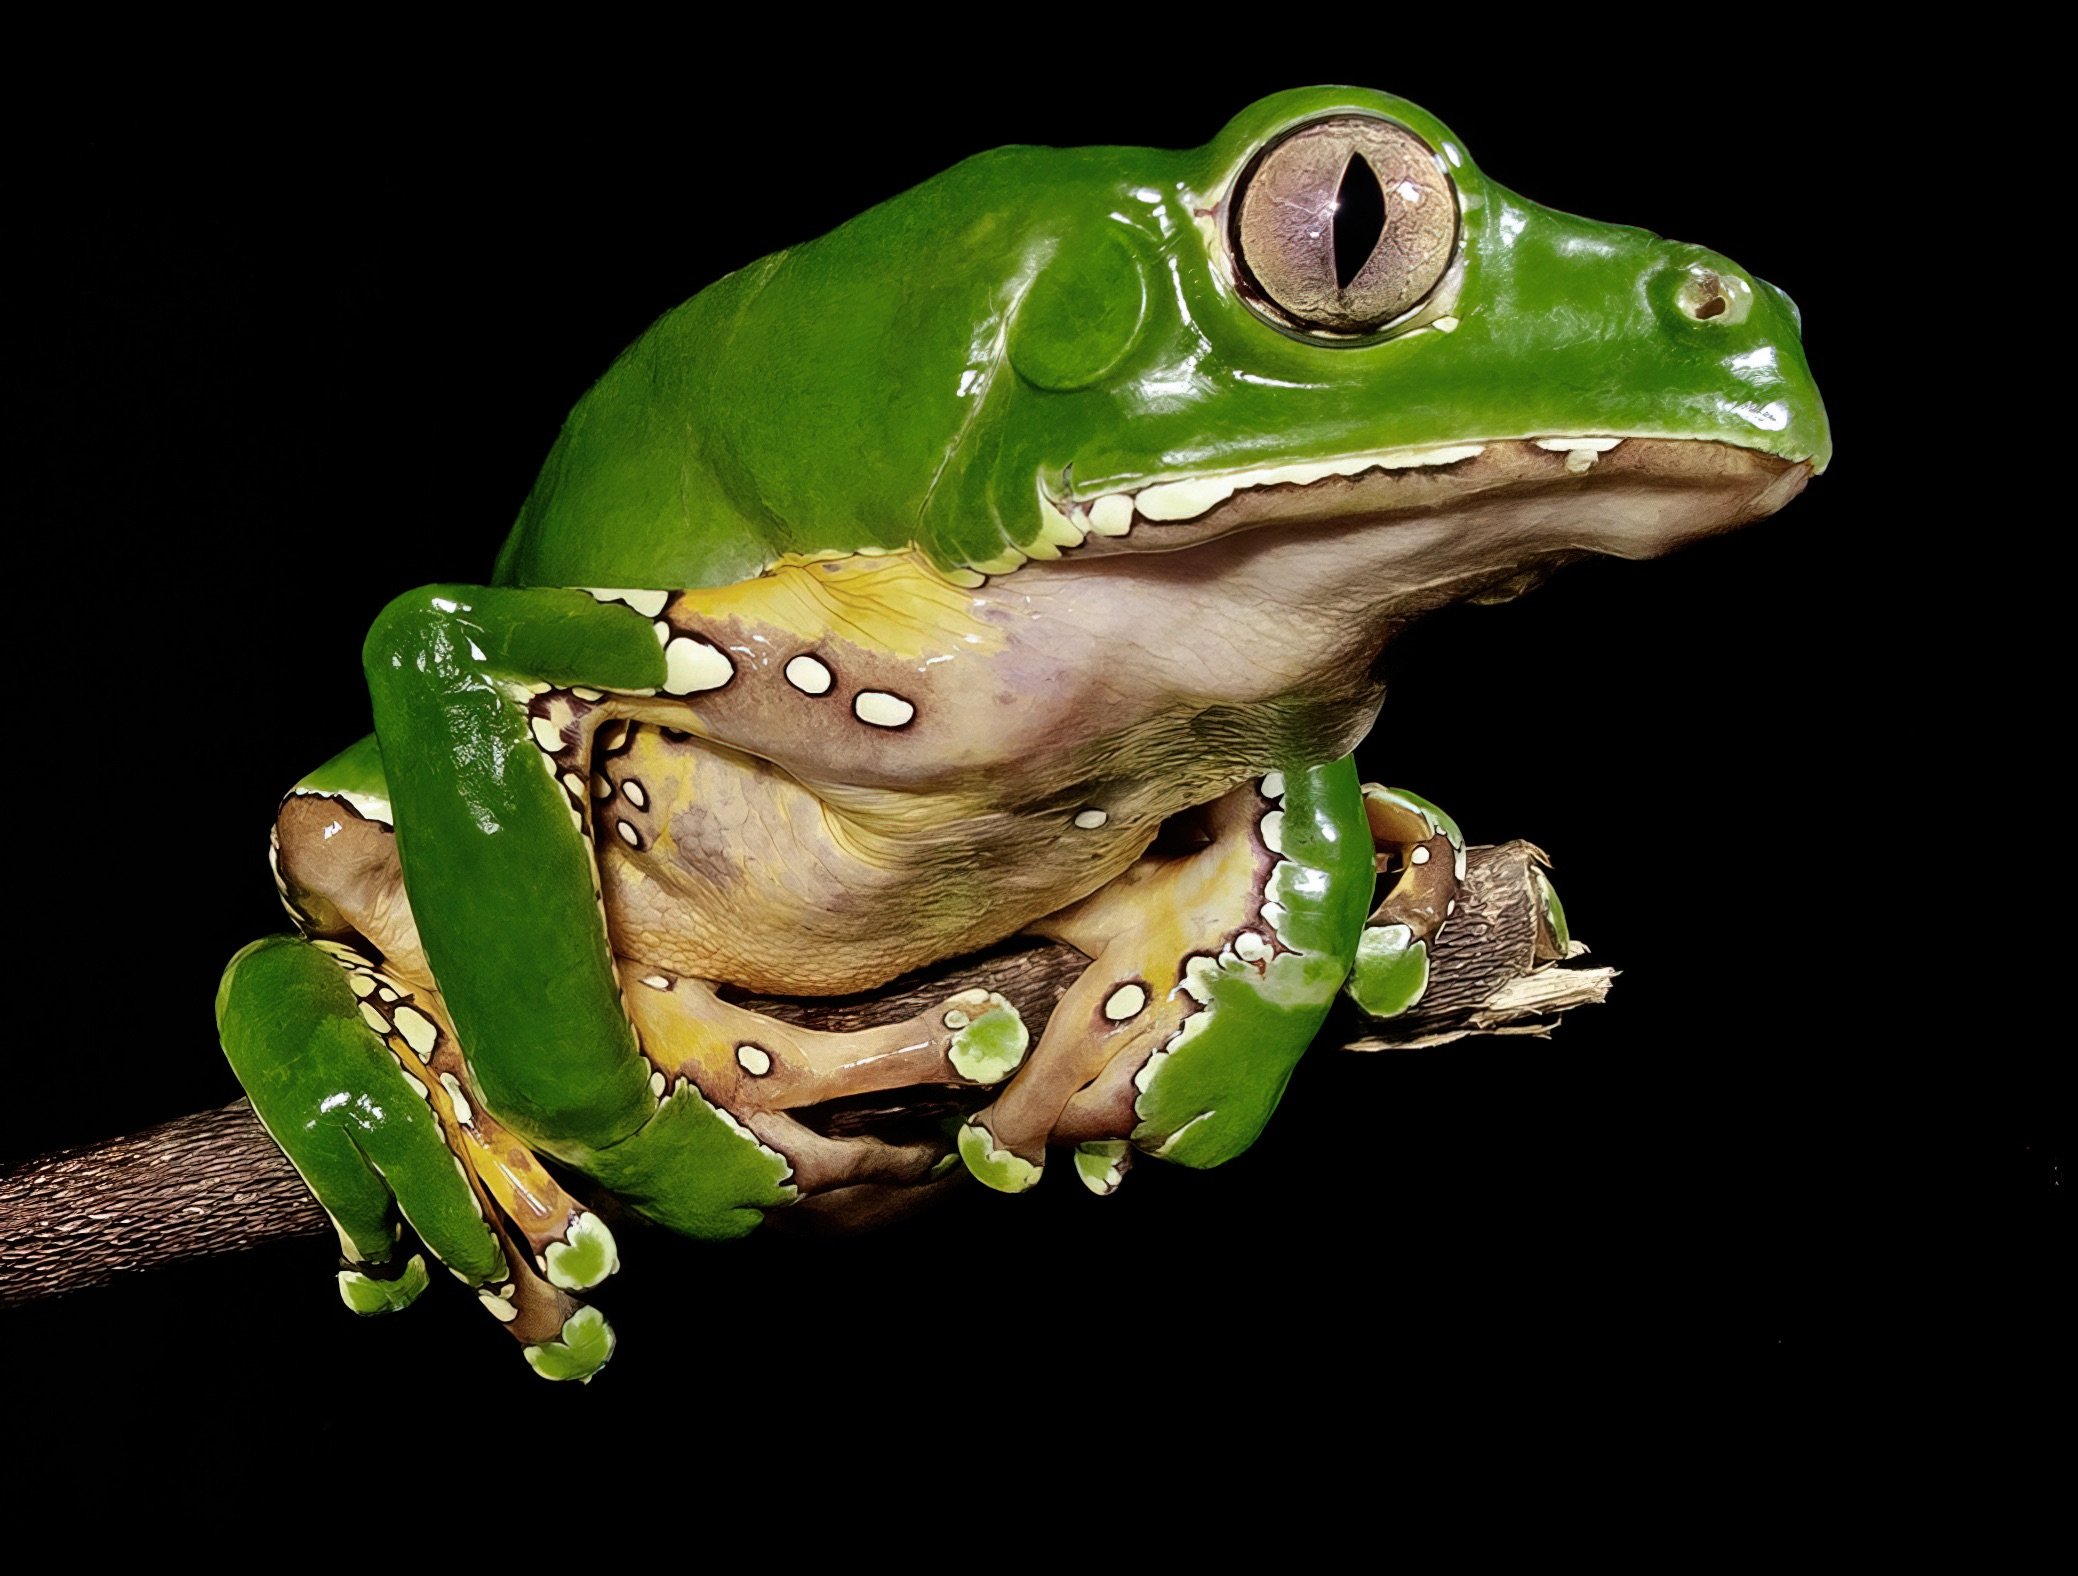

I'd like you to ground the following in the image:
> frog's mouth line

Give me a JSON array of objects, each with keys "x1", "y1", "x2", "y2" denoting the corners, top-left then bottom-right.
[{"x1": 1022, "y1": 436, "x2": 1809, "y2": 569}]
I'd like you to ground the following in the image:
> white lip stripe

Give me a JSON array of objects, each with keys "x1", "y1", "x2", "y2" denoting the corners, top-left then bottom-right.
[
  {"x1": 1533, "y1": 437, "x2": 1624, "y2": 453},
  {"x1": 1123, "y1": 443, "x2": 1489, "y2": 524}
]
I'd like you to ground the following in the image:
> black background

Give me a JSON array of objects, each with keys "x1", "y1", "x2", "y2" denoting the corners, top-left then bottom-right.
[{"x1": 10, "y1": 42, "x2": 2056, "y2": 1467}]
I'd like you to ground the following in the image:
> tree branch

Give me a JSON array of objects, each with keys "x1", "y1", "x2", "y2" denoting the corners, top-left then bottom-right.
[{"x1": 0, "y1": 840, "x2": 1608, "y2": 1306}]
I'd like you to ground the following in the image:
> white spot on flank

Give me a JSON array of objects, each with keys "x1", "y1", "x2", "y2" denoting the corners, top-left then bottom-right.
[
  {"x1": 1073, "y1": 809, "x2": 1109, "y2": 830},
  {"x1": 621, "y1": 779, "x2": 647, "y2": 809},
  {"x1": 348, "y1": 973, "x2": 377, "y2": 998},
  {"x1": 1411, "y1": 845, "x2": 1432, "y2": 865},
  {"x1": 650, "y1": 1070, "x2": 667, "y2": 1097},
  {"x1": 529, "y1": 716, "x2": 565, "y2": 752},
  {"x1": 854, "y1": 691, "x2": 915, "y2": 728},
  {"x1": 1259, "y1": 810, "x2": 1286, "y2": 853},
  {"x1": 1260, "y1": 770, "x2": 1286, "y2": 800},
  {"x1": 663, "y1": 636, "x2": 733, "y2": 694},
  {"x1": 393, "y1": 1006, "x2": 439, "y2": 1059},
  {"x1": 1104, "y1": 983, "x2": 1148, "y2": 1022},
  {"x1": 943, "y1": 1009, "x2": 971, "y2": 1030},
  {"x1": 1234, "y1": 931, "x2": 1270, "y2": 962},
  {"x1": 736, "y1": 1044, "x2": 772, "y2": 1077},
  {"x1": 615, "y1": 820, "x2": 641, "y2": 847},
  {"x1": 785, "y1": 655, "x2": 834, "y2": 695},
  {"x1": 1175, "y1": 955, "x2": 1221, "y2": 1006},
  {"x1": 437, "y1": 1071, "x2": 474, "y2": 1125},
  {"x1": 357, "y1": 1002, "x2": 389, "y2": 1037},
  {"x1": 1088, "y1": 495, "x2": 1134, "y2": 537},
  {"x1": 561, "y1": 771, "x2": 586, "y2": 798},
  {"x1": 641, "y1": 974, "x2": 672, "y2": 990}
]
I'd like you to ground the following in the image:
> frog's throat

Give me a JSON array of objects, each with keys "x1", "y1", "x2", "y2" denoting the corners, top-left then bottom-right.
[{"x1": 1015, "y1": 437, "x2": 1808, "y2": 572}]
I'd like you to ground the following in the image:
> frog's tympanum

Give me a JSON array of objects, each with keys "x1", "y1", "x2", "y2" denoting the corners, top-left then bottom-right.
[{"x1": 217, "y1": 88, "x2": 1828, "y2": 1379}]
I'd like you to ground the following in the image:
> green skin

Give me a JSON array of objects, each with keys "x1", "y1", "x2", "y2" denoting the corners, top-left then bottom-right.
[{"x1": 217, "y1": 86, "x2": 1828, "y2": 1378}]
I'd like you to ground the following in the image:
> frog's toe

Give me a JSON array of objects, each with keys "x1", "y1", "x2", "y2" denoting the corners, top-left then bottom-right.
[
  {"x1": 943, "y1": 991, "x2": 1030, "y2": 1084},
  {"x1": 1072, "y1": 1140, "x2": 1132, "y2": 1197},
  {"x1": 1348, "y1": 922, "x2": 1431, "y2": 1019},
  {"x1": 336, "y1": 1253, "x2": 431, "y2": 1315},
  {"x1": 541, "y1": 1212, "x2": 620, "y2": 1292},
  {"x1": 221, "y1": 934, "x2": 612, "y2": 1356},
  {"x1": 956, "y1": 1118, "x2": 1044, "y2": 1193},
  {"x1": 522, "y1": 1306, "x2": 617, "y2": 1384}
]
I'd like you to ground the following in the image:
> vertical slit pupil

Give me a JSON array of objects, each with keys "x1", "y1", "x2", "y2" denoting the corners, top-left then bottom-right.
[{"x1": 1333, "y1": 154, "x2": 1387, "y2": 291}]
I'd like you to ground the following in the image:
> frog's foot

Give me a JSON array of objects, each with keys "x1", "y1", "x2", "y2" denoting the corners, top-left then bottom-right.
[
  {"x1": 620, "y1": 972, "x2": 1030, "y2": 1198},
  {"x1": 1340, "y1": 785, "x2": 1470, "y2": 1020},
  {"x1": 970, "y1": 759, "x2": 1374, "y2": 1189},
  {"x1": 217, "y1": 936, "x2": 617, "y2": 1382}
]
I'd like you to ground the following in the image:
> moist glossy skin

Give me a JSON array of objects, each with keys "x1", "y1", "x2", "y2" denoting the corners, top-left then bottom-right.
[
  {"x1": 497, "y1": 87, "x2": 1825, "y2": 589},
  {"x1": 218, "y1": 85, "x2": 1829, "y2": 1381}
]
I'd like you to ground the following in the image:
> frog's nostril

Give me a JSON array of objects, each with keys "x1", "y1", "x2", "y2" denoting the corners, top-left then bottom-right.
[
  {"x1": 1686, "y1": 276, "x2": 1729, "y2": 318},
  {"x1": 1671, "y1": 262, "x2": 1754, "y2": 326}
]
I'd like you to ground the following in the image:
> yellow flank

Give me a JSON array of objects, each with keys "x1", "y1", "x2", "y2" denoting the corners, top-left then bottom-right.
[
  {"x1": 670, "y1": 549, "x2": 1003, "y2": 661},
  {"x1": 624, "y1": 982, "x2": 747, "y2": 1084}
]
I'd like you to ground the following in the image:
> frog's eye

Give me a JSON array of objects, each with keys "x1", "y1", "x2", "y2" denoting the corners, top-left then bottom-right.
[{"x1": 1228, "y1": 115, "x2": 1458, "y2": 339}]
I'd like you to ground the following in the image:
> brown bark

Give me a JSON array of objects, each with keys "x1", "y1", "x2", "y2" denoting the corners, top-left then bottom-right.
[{"x1": 0, "y1": 840, "x2": 1609, "y2": 1307}]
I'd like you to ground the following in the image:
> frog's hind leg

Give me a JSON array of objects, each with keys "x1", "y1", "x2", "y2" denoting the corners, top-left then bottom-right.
[
  {"x1": 216, "y1": 936, "x2": 616, "y2": 1381},
  {"x1": 963, "y1": 759, "x2": 1377, "y2": 1193},
  {"x1": 614, "y1": 972, "x2": 1035, "y2": 1203}
]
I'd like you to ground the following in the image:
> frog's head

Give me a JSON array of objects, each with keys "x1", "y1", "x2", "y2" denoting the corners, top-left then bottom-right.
[{"x1": 499, "y1": 86, "x2": 1827, "y2": 601}]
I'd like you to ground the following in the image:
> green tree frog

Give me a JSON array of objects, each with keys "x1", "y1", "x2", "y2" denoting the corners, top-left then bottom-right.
[{"x1": 216, "y1": 86, "x2": 1828, "y2": 1380}]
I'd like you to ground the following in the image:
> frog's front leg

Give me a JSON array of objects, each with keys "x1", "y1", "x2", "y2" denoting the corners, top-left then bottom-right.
[
  {"x1": 359, "y1": 584, "x2": 1033, "y2": 1236},
  {"x1": 959, "y1": 758, "x2": 1377, "y2": 1193},
  {"x1": 217, "y1": 937, "x2": 619, "y2": 1380}
]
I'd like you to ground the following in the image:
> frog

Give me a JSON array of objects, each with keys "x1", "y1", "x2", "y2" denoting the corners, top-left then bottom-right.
[{"x1": 215, "y1": 85, "x2": 1828, "y2": 1381}]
